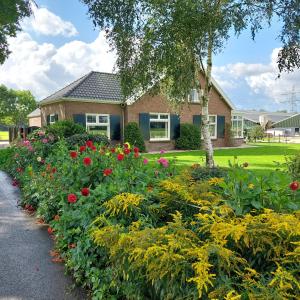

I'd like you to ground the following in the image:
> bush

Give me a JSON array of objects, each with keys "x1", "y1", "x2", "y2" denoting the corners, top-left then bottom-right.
[
  {"x1": 65, "y1": 133, "x2": 110, "y2": 149},
  {"x1": 190, "y1": 165, "x2": 227, "y2": 181},
  {"x1": 219, "y1": 163, "x2": 299, "y2": 214},
  {"x1": 0, "y1": 148, "x2": 13, "y2": 170},
  {"x1": 248, "y1": 125, "x2": 265, "y2": 141},
  {"x1": 124, "y1": 122, "x2": 146, "y2": 152},
  {"x1": 46, "y1": 120, "x2": 86, "y2": 139},
  {"x1": 175, "y1": 123, "x2": 201, "y2": 150},
  {"x1": 283, "y1": 153, "x2": 300, "y2": 180},
  {"x1": 4, "y1": 134, "x2": 300, "y2": 299}
]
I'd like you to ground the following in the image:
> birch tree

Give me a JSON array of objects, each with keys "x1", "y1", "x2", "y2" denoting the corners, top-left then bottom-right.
[{"x1": 82, "y1": 0, "x2": 299, "y2": 167}]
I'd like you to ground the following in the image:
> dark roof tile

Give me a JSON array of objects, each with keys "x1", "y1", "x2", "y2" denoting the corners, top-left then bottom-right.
[{"x1": 41, "y1": 72, "x2": 123, "y2": 104}]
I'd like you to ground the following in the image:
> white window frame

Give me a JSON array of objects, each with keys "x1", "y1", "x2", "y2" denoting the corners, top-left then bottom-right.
[
  {"x1": 49, "y1": 114, "x2": 56, "y2": 125},
  {"x1": 190, "y1": 89, "x2": 200, "y2": 103},
  {"x1": 149, "y1": 113, "x2": 170, "y2": 141},
  {"x1": 208, "y1": 115, "x2": 217, "y2": 139},
  {"x1": 231, "y1": 115, "x2": 244, "y2": 139},
  {"x1": 86, "y1": 113, "x2": 110, "y2": 138}
]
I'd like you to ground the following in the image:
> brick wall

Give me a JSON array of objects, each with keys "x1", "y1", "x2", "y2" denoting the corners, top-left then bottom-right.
[
  {"x1": 29, "y1": 117, "x2": 42, "y2": 128},
  {"x1": 41, "y1": 102, "x2": 66, "y2": 126},
  {"x1": 126, "y1": 84, "x2": 233, "y2": 151},
  {"x1": 63, "y1": 101, "x2": 122, "y2": 119}
]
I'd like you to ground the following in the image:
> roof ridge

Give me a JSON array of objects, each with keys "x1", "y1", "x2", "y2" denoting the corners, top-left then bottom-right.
[{"x1": 90, "y1": 71, "x2": 119, "y2": 76}]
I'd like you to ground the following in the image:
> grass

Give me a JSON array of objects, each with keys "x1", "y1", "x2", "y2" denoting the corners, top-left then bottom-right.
[
  {"x1": 146, "y1": 143, "x2": 300, "y2": 175},
  {"x1": 0, "y1": 131, "x2": 9, "y2": 141}
]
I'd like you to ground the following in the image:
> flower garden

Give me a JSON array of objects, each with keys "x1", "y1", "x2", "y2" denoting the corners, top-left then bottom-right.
[{"x1": 1, "y1": 127, "x2": 300, "y2": 300}]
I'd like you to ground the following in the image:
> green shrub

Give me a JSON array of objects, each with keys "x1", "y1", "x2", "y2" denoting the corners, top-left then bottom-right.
[
  {"x1": 175, "y1": 123, "x2": 201, "y2": 150},
  {"x1": 65, "y1": 133, "x2": 110, "y2": 148},
  {"x1": 249, "y1": 125, "x2": 265, "y2": 141},
  {"x1": 283, "y1": 153, "x2": 300, "y2": 180},
  {"x1": 0, "y1": 148, "x2": 13, "y2": 170},
  {"x1": 190, "y1": 165, "x2": 227, "y2": 181},
  {"x1": 46, "y1": 120, "x2": 86, "y2": 139},
  {"x1": 219, "y1": 164, "x2": 298, "y2": 215},
  {"x1": 124, "y1": 122, "x2": 146, "y2": 152}
]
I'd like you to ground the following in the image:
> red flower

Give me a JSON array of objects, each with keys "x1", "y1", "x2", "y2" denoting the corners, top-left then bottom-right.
[
  {"x1": 83, "y1": 157, "x2": 92, "y2": 166},
  {"x1": 134, "y1": 152, "x2": 139, "y2": 158},
  {"x1": 133, "y1": 147, "x2": 139, "y2": 153},
  {"x1": 12, "y1": 179, "x2": 19, "y2": 187},
  {"x1": 51, "y1": 167, "x2": 57, "y2": 174},
  {"x1": 124, "y1": 148, "x2": 130, "y2": 155},
  {"x1": 47, "y1": 227, "x2": 54, "y2": 235},
  {"x1": 103, "y1": 168, "x2": 113, "y2": 176},
  {"x1": 91, "y1": 145, "x2": 97, "y2": 151},
  {"x1": 70, "y1": 151, "x2": 78, "y2": 159},
  {"x1": 81, "y1": 187, "x2": 90, "y2": 196},
  {"x1": 86, "y1": 140, "x2": 93, "y2": 148},
  {"x1": 79, "y1": 146, "x2": 86, "y2": 153},
  {"x1": 67, "y1": 193, "x2": 77, "y2": 203},
  {"x1": 117, "y1": 153, "x2": 124, "y2": 161},
  {"x1": 289, "y1": 181, "x2": 299, "y2": 191},
  {"x1": 110, "y1": 148, "x2": 116, "y2": 153},
  {"x1": 16, "y1": 167, "x2": 23, "y2": 173},
  {"x1": 124, "y1": 143, "x2": 129, "y2": 149},
  {"x1": 68, "y1": 243, "x2": 76, "y2": 249}
]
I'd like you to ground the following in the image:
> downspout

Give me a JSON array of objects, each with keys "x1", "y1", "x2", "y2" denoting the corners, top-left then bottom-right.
[{"x1": 121, "y1": 101, "x2": 126, "y2": 143}]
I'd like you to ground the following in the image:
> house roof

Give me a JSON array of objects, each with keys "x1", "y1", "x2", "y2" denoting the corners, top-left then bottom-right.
[
  {"x1": 233, "y1": 110, "x2": 294, "y2": 123},
  {"x1": 40, "y1": 71, "x2": 123, "y2": 105},
  {"x1": 40, "y1": 71, "x2": 235, "y2": 109},
  {"x1": 27, "y1": 108, "x2": 41, "y2": 118},
  {"x1": 272, "y1": 113, "x2": 300, "y2": 128}
]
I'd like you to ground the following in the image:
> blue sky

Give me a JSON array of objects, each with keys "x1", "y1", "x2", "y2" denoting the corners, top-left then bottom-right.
[{"x1": 0, "y1": 0, "x2": 299, "y2": 112}]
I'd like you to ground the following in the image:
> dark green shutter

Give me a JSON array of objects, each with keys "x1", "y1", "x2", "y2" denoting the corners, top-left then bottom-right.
[
  {"x1": 193, "y1": 115, "x2": 202, "y2": 128},
  {"x1": 73, "y1": 114, "x2": 86, "y2": 127},
  {"x1": 217, "y1": 115, "x2": 225, "y2": 138},
  {"x1": 170, "y1": 114, "x2": 180, "y2": 140},
  {"x1": 46, "y1": 115, "x2": 50, "y2": 125},
  {"x1": 55, "y1": 114, "x2": 59, "y2": 122},
  {"x1": 110, "y1": 115, "x2": 121, "y2": 140},
  {"x1": 139, "y1": 113, "x2": 150, "y2": 140}
]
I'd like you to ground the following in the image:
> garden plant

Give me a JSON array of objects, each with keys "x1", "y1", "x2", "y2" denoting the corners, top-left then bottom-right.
[{"x1": 0, "y1": 126, "x2": 299, "y2": 299}]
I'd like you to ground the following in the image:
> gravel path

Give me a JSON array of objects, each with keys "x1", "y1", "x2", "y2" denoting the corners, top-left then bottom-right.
[{"x1": 0, "y1": 171, "x2": 87, "y2": 300}]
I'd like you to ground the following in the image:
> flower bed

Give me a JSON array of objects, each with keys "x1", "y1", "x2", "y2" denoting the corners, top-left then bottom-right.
[{"x1": 2, "y1": 132, "x2": 300, "y2": 299}]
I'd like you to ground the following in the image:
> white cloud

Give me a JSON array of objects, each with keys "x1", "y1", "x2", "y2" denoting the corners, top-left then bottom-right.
[
  {"x1": 0, "y1": 32, "x2": 116, "y2": 99},
  {"x1": 213, "y1": 48, "x2": 300, "y2": 105},
  {"x1": 22, "y1": 6, "x2": 78, "y2": 37}
]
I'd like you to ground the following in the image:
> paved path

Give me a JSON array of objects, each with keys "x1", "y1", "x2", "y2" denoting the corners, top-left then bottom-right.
[{"x1": 0, "y1": 171, "x2": 87, "y2": 300}]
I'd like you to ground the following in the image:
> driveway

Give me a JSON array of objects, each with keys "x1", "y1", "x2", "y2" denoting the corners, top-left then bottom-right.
[{"x1": 0, "y1": 171, "x2": 87, "y2": 300}]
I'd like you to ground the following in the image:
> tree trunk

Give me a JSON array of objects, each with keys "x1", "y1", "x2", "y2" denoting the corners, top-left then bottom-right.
[
  {"x1": 201, "y1": 30, "x2": 214, "y2": 168},
  {"x1": 201, "y1": 102, "x2": 214, "y2": 167}
]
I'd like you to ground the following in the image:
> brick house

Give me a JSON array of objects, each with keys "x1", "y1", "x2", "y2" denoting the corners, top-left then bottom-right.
[{"x1": 39, "y1": 71, "x2": 243, "y2": 151}]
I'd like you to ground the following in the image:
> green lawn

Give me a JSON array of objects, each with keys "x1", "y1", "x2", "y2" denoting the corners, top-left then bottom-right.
[
  {"x1": 147, "y1": 143, "x2": 300, "y2": 175},
  {"x1": 0, "y1": 131, "x2": 9, "y2": 141}
]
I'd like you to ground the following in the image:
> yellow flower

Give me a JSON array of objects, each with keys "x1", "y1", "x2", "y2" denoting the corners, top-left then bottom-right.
[
  {"x1": 124, "y1": 142, "x2": 131, "y2": 149},
  {"x1": 208, "y1": 177, "x2": 224, "y2": 186},
  {"x1": 248, "y1": 183, "x2": 255, "y2": 189}
]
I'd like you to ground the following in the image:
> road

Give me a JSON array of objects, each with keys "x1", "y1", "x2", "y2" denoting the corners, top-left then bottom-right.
[{"x1": 0, "y1": 171, "x2": 87, "y2": 300}]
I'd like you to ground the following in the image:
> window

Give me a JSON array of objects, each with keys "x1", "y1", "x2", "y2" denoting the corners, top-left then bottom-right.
[
  {"x1": 208, "y1": 115, "x2": 217, "y2": 139},
  {"x1": 189, "y1": 89, "x2": 201, "y2": 103},
  {"x1": 86, "y1": 114, "x2": 110, "y2": 137},
  {"x1": 150, "y1": 113, "x2": 170, "y2": 141},
  {"x1": 231, "y1": 115, "x2": 243, "y2": 138},
  {"x1": 49, "y1": 114, "x2": 57, "y2": 125}
]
